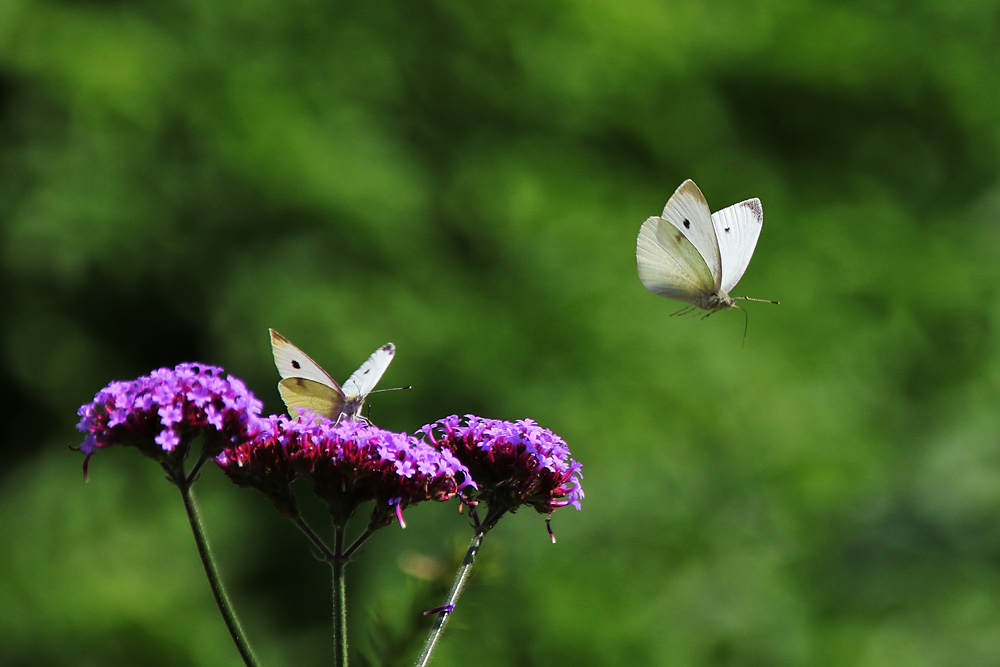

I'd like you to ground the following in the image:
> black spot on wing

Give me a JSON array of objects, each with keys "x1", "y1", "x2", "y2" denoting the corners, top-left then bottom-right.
[
  {"x1": 724, "y1": 227, "x2": 731, "y2": 233},
  {"x1": 682, "y1": 218, "x2": 691, "y2": 229},
  {"x1": 292, "y1": 360, "x2": 302, "y2": 369}
]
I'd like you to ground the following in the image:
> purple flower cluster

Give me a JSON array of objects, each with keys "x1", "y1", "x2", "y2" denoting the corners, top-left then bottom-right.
[
  {"x1": 76, "y1": 364, "x2": 586, "y2": 529},
  {"x1": 76, "y1": 363, "x2": 264, "y2": 473},
  {"x1": 419, "y1": 415, "x2": 584, "y2": 516},
  {"x1": 217, "y1": 411, "x2": 474, "y2": 525}
]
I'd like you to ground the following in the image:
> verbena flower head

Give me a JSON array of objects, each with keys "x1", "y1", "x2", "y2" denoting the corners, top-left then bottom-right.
[
  {"x1": 419, "y1": 415, "x2": 584, "y2": 519},
  {"x1": 76, "y1": 363, "x2": 264, "y2": 476},
  {"x1": 216, "y1": 411, "x2": 474, "y2": 527}
]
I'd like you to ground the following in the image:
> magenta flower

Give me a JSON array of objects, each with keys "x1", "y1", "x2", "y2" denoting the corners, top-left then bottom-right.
[
  {"x1": 418, "y1": 415, "x2": 584, "y2": 519},
  {"x1": 76, "y1": 363, "x2": 264, "y2": 477},
  {"x1": 216, "y1": 411, "x2": 474, "y2": 526}
]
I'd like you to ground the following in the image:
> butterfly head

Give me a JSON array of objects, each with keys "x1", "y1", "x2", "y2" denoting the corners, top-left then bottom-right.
[{"x1": 697, "y1": 291, "x2": 737, "y2": 313}]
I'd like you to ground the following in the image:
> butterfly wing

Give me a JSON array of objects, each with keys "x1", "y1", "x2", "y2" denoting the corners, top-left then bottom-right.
[
  {"x1": 711, "y1": 197, "x2": 763, "y2": 294},
  {"x1": 278, "y1": 377, "x2": 345, "y2": 420},
  {"x1": 637, "y1": 214, "x2": 718, "y2": 305},
  {"x1": 339, "y1": 343, "x2": 395, "y2": 420},
  {"x1": 342, "y1": 343, "x2": 395, "y2": 400},
  {"x1": 269, "y1": 329, "x2": 345, "y2": 419},
  {"x1": 658, "y1": 180, "x2": 723, "y2": 287}
]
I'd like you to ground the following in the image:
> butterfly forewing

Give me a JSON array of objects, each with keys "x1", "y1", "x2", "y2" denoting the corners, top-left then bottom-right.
[
  {"x1": 270, "y1": 329, "x2": 341, "y2": 389},
  {"x1": 711, "y1": 198, "x2": 763, "y2": 294},
  {"x1": 660, "y1": 180, "x2": 723, "y2": 287},
  {"x1": 342, "y1": 343, "x2": 395, "y2": 400}
]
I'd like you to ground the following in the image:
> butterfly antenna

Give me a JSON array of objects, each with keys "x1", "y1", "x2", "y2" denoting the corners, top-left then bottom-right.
[
  {"x1": 368, "y1": 385, "x2": 412, "y2": 395},
  {"x1": 735, "y1": 296, "x2": 780, "y2": 305},
  {"x1": 733, "y1": 296, "x2": 779, "y2": 346},
  {"x1": 741, "y1": 306, "x2": 749, "y2": 347},
  {"x1": 357, "y1": 386, "x2": 411, "y2": 424}
]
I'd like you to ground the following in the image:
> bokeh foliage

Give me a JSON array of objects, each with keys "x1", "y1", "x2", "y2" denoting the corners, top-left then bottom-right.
[{"x1": 2, "y1": 0, "x2": 1000, "y2": 665}]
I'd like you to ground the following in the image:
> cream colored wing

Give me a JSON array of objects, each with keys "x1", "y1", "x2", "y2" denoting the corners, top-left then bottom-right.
[
  {"x1": 637, "y1": 214, "x2": 717, "y2": 305},
  {"x1": 277, "y1": 377, "x2": 345, "y2": 420}
]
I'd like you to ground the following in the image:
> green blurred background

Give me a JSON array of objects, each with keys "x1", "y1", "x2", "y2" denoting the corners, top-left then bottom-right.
[{"x1": 2, "y1": 0, "x2": 1000, "y2": 665}]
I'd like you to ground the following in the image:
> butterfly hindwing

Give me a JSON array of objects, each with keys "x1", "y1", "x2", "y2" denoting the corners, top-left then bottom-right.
[
  {"x1": 277, "y1": 377, "x2": 345, "y2": 420},
  {"x1": 637, "y1": 215, "x2": 717, "y2": 304}
]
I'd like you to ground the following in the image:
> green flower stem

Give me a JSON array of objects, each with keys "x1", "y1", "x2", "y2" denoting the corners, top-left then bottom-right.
[
  {"x1": 292, "y1": 514, "x2": 372, "y2": 667},
  {"x1": 414, "y1": 523, "x2": 489, "y2": 667},
  {"x1": 178, "y1": 478, "x2": 259, "y2": 667},
  {"x1": 332, "y1": 525, "x2": 349, "y2": 667}
]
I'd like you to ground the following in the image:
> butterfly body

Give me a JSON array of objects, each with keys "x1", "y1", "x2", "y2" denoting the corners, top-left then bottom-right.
[
  {"x1": 636, "y1": 180, "x2": 771, "y2": 313},
  {"x1": 269, "y1": 329, "x2": 395, "y2": 422}
]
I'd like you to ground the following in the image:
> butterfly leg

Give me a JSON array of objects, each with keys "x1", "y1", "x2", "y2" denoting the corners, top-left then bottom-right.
[{"x1": 670, "y1": 306, "x2": 696, "y2": 318}]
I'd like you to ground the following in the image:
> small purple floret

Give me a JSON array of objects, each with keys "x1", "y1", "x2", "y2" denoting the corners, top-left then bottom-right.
[{"x1": 423, "y1": 603, "x2": 455, "y2": 616}]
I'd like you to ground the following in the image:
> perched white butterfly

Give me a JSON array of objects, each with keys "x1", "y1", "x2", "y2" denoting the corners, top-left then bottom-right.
[
  {"x1": 636, "y1": 179, "x2": 778, "y2": 314},
  {"x1": 269, "y1": 328, "x2": 396, "y2": 422}
]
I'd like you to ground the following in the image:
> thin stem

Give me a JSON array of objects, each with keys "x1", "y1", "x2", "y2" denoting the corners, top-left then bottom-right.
[
  {"x1": 343, "y1": 524, "x2": 379, "y2": 560},
  {"x1": 291, "y1": 515, "x2": 337, "y2": 562},
  {"x1": 178, "y1": 480, "x2": 260, "y2": 667},
  {"x1": 413, "y1": 524, "x2": 489, "y2": 667},
  {"x1": 184, "y1": 448, "x2": 211, "y2": 486},
  {"x1": 332, "y1": 524, "x2": 349, "y2": 667}
]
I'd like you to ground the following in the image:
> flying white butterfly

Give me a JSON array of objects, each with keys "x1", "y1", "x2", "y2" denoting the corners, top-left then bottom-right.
[
  {"x1": 269, "y1": 328, "x2": 396, "y2": 422},
  {"x1": 636, "y1": 179, "x2": 778, "y2": 314}
]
